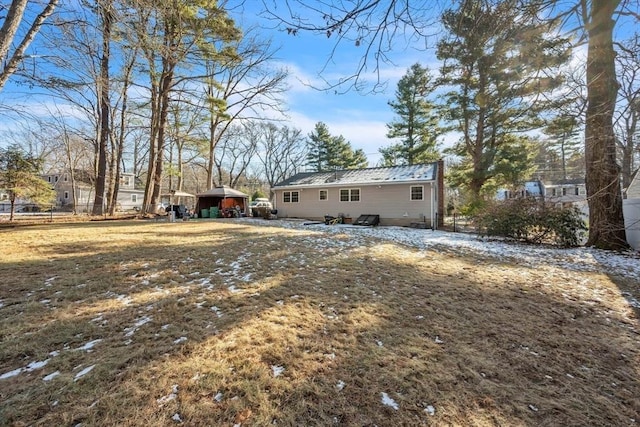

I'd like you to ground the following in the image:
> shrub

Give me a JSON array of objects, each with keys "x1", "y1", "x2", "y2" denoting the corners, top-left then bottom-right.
[{"x1": 473, "y1": 197, "x2": 587, "y2": 247}]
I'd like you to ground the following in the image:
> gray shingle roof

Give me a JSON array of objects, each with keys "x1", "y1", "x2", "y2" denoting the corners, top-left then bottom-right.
[{"x1": 273, "y1": 163, "x2": 438, "y2": 188}]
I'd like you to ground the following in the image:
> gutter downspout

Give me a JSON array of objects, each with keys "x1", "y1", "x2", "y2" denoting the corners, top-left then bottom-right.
[{"x1": 431, "y1": 181, "x2": 436, "y2": 230}]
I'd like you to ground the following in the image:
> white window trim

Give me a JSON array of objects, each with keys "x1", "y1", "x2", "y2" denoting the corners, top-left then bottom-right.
[
  {"x1": 410, "y1": 185, "x2": 424, "y2": 201},
  {"x1": 339, "y1": 188, "x2": 361, "y2": 202},
  {"x1": 283, "y1": 190, "x2": 300, "y2": 203}
]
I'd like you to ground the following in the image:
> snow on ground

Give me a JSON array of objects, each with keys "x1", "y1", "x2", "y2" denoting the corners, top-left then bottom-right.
[
  {"x1": 381, "y1": 392, "x2": 399, "y2": 410},
  {"x1": 2, "y1": 218, "x2": 637, "y2": 392},
  {"x1": 246, "y1": 219, "x2": 640, "y2": 281}
]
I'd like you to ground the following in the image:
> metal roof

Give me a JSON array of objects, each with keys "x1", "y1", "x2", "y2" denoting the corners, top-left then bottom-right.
[{"x1": 273, "y1": 163, "x2": 438, "y2": 188}]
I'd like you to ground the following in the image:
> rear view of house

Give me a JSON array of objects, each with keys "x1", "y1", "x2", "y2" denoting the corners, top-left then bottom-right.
[{"x1": 271, "y1": 160, "x2": 445, "y2": 228}]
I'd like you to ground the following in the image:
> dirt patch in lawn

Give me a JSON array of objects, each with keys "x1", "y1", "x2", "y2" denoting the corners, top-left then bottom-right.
[{"x1": 0, "y1": 219, "x2": 638, "y2": 426}]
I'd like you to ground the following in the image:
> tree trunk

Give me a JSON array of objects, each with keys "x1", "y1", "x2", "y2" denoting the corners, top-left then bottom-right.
[
  {"x1": 0, "y1": 0, "x2": 58, "y2": 91},
  {"x1": 0, "y1": 0, "x2": 28, "y2": 62},
  {"x1": 142, "y1": 80, "x2": 159, "y2": 214},
  {"x1": 584, "y1": 0, "x2": 628, "y2": 250},
  {"x1": 620, "y1": 114, "x2": 637, "y2": 190},
  {"x1": 150, "y1": 67, "x2": 174, "y2": 207},
  {"x1": 92, "y1": 2, "x2": 111, "y2": 216}
]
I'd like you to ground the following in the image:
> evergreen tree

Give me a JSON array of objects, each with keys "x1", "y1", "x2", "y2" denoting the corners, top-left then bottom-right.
[
  {"x1": 543, "y1": 115, "x2": 582, "y2": 181},
  {"x1": 306, "y1": 122, "x2": 368, "y2": 171},
  {"x1": 437, "y1": 0, "x2": 571, "y2": 203},
  {"x1": 382, "y1": 63, "x2": 441, "y2": 166},
  {"x1": 0, "y1": 144, "x2": 55, "y2": 221}
]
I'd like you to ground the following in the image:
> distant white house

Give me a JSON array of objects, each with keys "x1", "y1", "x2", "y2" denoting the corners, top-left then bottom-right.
[
  {"x1": 624, "y1": 170, "x2": 640, "y2": 251},
  {"x1": 542, "y1": 178, "x2": 589, "y2": 217},
  {"x1": 496, "y1": 180, "x2": 544, "y2": 200},
  {"x1": 496, "y1": 178, "x2": 588, "y2": 217},
  {"x1": 42, "y1": 170, "x2": 144, "y2": 212},
  {"x1": 625, "y1": 170, "x2": 640, "y2": 199}
]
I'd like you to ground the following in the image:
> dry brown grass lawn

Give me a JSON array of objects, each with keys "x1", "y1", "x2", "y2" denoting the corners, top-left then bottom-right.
[{"x1": 0, "y1": 218, "x2": 638, "y2": 426}]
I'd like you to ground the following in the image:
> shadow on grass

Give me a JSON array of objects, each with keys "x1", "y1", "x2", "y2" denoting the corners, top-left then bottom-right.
[{"x1": 0, "y1": 220, "x2": 638, "y2": 426}]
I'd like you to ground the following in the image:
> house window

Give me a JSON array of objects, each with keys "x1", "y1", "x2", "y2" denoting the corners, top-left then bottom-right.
[
  {"x1": 562, "y1": 188, "x2": 567, "y2": 196},
  {"x1": 340, "y1": 188, "x2": 360, "y2": 202},
  {"x1": 47, "y1": 176, "x2": 52, "y2": 183},
  {"x1": 283, "y1": 191, "x2": 299, "y2": 203},
  {"x1": 64, "y1": 191, "x2": 69, "y2": 200},
  {"x1": 319, "y1": 190, "x2": 328, "y2": 201},
  {"x1": 63, "y1": 174, "x2": 68, "y2": 182},
  {"x1": 54, "y1": 176, "x2": 58, "y2": 182},
  {"x1": 575, "y1": 187, "x2": 579, "y2": 196},
  {"x1": 131, "y1": 194, "x2": 138, "y2": 203},
  {"x1": 410, "y1": 185, "x2": 424, "y2": 201},
  {"x1": 1, "y1": 194, "x2": 7, "y2": 200},
  {"x1": 579, "y1": 187, "x2": 586, "y2": 195},
  {"x1": 123, "y1": 175, "x2": 131, "y2": 186},
  {"x1": 551, "y1": 188, "x2": 557, "y2": 196}
]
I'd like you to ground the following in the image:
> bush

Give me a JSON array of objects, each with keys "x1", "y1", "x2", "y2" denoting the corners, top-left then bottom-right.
[{"x1": 473, "y1": 198, "x2": 587, "y2": 247}]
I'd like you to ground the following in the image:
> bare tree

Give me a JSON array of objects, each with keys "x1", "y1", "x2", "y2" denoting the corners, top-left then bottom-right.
[
  {"x1": 106, "y1": 44, "x2": 139, "y2": 215},
  {"x1": 0, "y1": 0, "x2": 59, "y2": 90},
  {"x1": 45, "y1": 112, "x2": 96, "y2": 213},
  {"x1": 126, "y1": 0, "x2": 241, "y2": 214},
  {"x1": 165, "y1": 88, "x2": 207, "y2": 194},
  {"x1": 93, "y1": 0, "x2": 112, "y2": 215},
  {"x1": 261, "y1": 0, "x2": 439, "y2": 93},
  {"x1": 200, "y1": 30, "x2": 289, "y2": 190},
  {"x1": 214, "y1": 124, "x2": 258, "y2": 187},
  {"x1": 253, "y1": 121, "x2": 308, "y2": 188}
]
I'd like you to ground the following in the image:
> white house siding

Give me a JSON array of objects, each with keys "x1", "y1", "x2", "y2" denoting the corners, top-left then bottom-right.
[
  {"x1": 117, "y1": 190, "x2": 144, "y2": 211},
  {"x1": 623, "y1": 198, "x2": 640, "y2": 251},
  {"x1": 627, "y1": 175, "x2": 640, "y2": 199},
  {"x1": 274, "y1": 183, "x2": 434, "y2": 226}
]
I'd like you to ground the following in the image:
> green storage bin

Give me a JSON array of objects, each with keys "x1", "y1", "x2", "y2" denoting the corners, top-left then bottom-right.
[
  {"x1": 210, "y1": 207, "x2": 220, "y2": 218},
  {"x1": 200, "y1": 208, "x2": 209, "y2": 218}
]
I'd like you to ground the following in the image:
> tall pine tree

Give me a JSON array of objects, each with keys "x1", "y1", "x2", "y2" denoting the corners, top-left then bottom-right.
[
  {"x1": 437, "y1": 0, "x2": 570, "y2": 202},
  {"x1": 381, "y1": 63, "x2": 441, "y2": 166},
  {"x1": 306, "y1": 122, "x2": 368, "y2": 171}
]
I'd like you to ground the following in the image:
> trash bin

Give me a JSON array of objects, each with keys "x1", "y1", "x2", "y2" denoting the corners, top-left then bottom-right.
[
  {"x1": 168, "y1": 211, "x2": 176, "y2": 222},
  {"x1": 210, "y1": 207, "x2": 220, "y2": 218},
  {"x1": 201, "y1": 208, "x2": 209, "y2": 218}
]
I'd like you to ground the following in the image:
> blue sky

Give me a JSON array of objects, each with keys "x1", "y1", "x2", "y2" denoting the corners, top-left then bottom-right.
[
  {"x1": 0, "y1": 1, "x2": 435, "y2": 167},
  {"x1": 1, "y1": 2, "x2": 635, "y2": 167},
  {"x1": 229, "y1": 2, "x2": 444, "y2": 166}
]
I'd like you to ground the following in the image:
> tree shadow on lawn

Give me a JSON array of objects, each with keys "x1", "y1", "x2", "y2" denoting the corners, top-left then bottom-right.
[
  {"x1": 591, "y1": 249, "x2": 640, "y2": 321},
  {"x1": 0, "y1": 224, "x2": 638, "y2": 426}
]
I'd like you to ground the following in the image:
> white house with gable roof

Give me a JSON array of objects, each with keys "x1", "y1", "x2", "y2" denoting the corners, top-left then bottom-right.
[{"x1": 271, "y1": 161, "x2": 445, "y2": 228}]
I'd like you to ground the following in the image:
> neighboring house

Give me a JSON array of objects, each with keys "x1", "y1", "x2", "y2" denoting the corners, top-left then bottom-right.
[
  {"x1": 271, "y1": 160, "x2": 445, "y2": 228},
  {"x1": 0, "y1": 189, "x2": 9, "y2": 211},
  {"x1": 625, "y1": 170, "x2": 640, "y2": 199},
  {"x1": 43, "y1": 170, "x2": 144, "y2": 212},
  {"x1": 497, "y1": 180, "x2": 544, "y2": 200},
  {"x1": 542, "y1": 178, "x2": 588, "y2": 217},
  {"x1": 543, "y1": 178, "x2": 587, "y2": 203},
  {"x1": 624, "y1": 170, "x2": 640, "y2": 251},
  {"x1": 0, "y1": 189, "x2": 27, "y2": 213}
]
